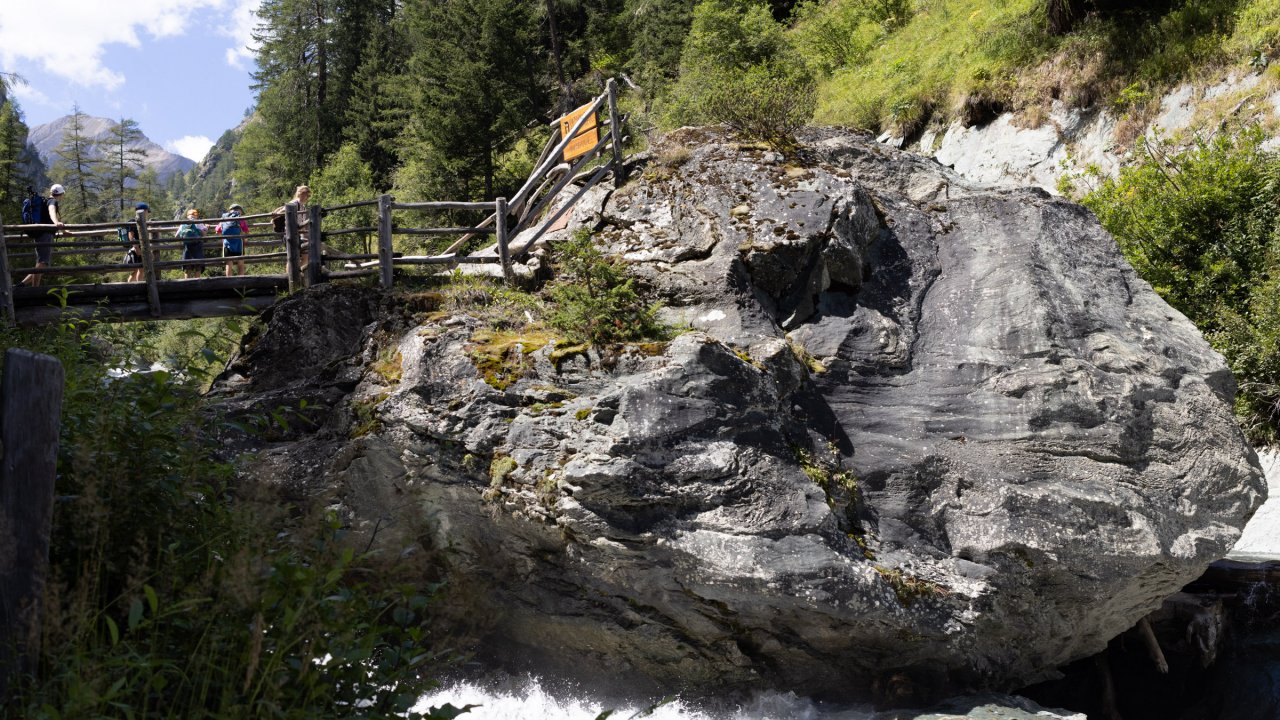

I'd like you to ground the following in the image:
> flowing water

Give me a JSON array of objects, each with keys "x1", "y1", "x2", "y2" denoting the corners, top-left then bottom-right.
[{"x1": 413, "y1": 678, "x2": 877, "y2": 720}]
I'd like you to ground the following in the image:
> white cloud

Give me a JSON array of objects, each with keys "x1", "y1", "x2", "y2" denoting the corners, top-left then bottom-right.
[
  {"x1": 222, "y1": 0, "x2": 263, "y2": 71},
  {"x1": 0, "y1": 0, "x2": 260, "y2": 91},
  {"x1": 9, "y1": 82, "x2": 51, "y2": 109},
  {"x1": 166, "y1": 134, "x2": 214, "y2": 161}
]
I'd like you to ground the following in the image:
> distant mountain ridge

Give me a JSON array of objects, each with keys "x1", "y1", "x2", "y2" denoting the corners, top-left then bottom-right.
[{"x1": 28, "y1": 115, "x2": 196, "y2": 183}]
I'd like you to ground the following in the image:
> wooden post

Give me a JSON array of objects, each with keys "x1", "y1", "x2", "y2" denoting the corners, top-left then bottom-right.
[
  {"x1": 283, "y1": 202, "x2": 303, "y2": 293},
  {"x1": 307, "y1": 205, "x2": 323, "y2": 287},
  {"x1": 0, "y1": 222, "x2": 15, "y2": 325},
  {"x1": 495, "y1": 197, "x2": 512, "y2": 284},
  {"x1": 607, "y1": 78, "x2": 626, "y2": 187},
  {"x1": 136, "y1": 210, "x2": 161, "y2": 317},
  {"x1": 377, "y1": 194, "x2": 394, "y2": 290},
  {"x1": 0, "y1": 348, "x2": 64, "y2": 701}
]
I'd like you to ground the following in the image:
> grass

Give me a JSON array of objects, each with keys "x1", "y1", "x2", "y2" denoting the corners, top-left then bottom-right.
[{"x1": 806, "y1": 0, "x2": 1264, "y2": 135}]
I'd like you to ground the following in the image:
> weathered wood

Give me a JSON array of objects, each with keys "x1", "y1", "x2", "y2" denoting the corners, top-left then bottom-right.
[
  {"x1": 513, "y1": 163, "x2": 611, "y2": 257},
  {"x1": 283, "y1": 202, "x2": 302, "y2": 293},
  {"x1": 15, "y1": 296, "x2": 278, "y2": 327},
  {"x1": 390, "y1": 200, "x2": 493, "y2": 212},
  {"x1": 322, "y1": 199, "x2": 380, "y2": 212},
  {"x1": 510, "y1": 132, "x2": 612, "y2": 236},
  {"x1": 136, "y1": 210, "x2": 161, "y2": 317},
  {"x1": 393, "y1": 254, "x2": 502, "y2": 265},
  {"x1": 322, "y1": 226, "x2": 378, "y2": 237},
  {"x1": 607, "y1": 78, "x2": 626, "y2": 187},
  {"x1": 495, "y1": 197, "x2": 512, "y2": 283},
  {"x1": 0, "y1": 349, "x2": 64, "y2": 700},
  {"x1": 0, "y1": 222, "x2": 14, "y2": 325},
  {"x1": 13, "y1": 275, "x2": 288, "y2": 302},
  {"x1": 392, "y1": 226, "x2": 497, "y2": 236},
  {"x1": 9, "y1": 252, "x2": 290, "y2": 279},
  {"x1": 307, "y1": 205, "x2": 323, "y2": 287},
  {"x1": 378, "y1": 194, "x2": 394, "y2": 289},
  {"x1": 511, "y1": 90, "x2": 607, "y2": 209}
]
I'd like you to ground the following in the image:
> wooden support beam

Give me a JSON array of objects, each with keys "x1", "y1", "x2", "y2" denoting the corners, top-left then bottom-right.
[
  {"x1": 0, "y1": 349, "x2": 63, "y2": 701},
  {"x1": 607, "y1": 78, "x2": 626, "y2": 187},
  {"x1": 495, "y1": 197, "x2": 512, "y2": 284},
  {"x1": 0, "y1": 222, "x2": 14, "y2": 325},
  {"x1": 378, "y1": 194, "x2": 394, "y2": 289},
  {"x1": 136, "y1": 209, "x2": 161, "y2": 317},
  {"x1": 283, "y1": 203, "x2": 302, "y2": 293},
  {"x1": 307, "y1": 205, "x2": 323, "y2": 287},
  {"x1": 14, "y1": 295, "x2": 278, "y2": 327}
]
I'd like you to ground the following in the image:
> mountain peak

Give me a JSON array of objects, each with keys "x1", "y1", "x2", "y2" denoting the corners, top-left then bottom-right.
[{"x1": 28, "y1": 114, "x2": 197, "y2": 183}]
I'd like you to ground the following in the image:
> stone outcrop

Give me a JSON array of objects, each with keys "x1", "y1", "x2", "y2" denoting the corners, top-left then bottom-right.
[{"x1": 210, "y1": 127, "x2": 1265, "y2": 704}]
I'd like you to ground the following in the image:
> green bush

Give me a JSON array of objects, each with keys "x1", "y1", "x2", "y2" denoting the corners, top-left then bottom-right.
[
  {"x1": 1075, "y1": 127, "x2": 1280, "y2": 442},
  {"x1": 666, "y1": 0, "x2": 817, "y2": 147},
  {"x1": 546, "y1": 229, "x2": 666, "y2": 345},
  {"x1": 0, "y1": 317, "x2": 462, "y2": 718}
]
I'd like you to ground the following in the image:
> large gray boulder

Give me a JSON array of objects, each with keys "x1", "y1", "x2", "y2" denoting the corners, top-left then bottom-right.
[{"x1": 212, "y1": 127, "x2": 1264, "y2": 704}]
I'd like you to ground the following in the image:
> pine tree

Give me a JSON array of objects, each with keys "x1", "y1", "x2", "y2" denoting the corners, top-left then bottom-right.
[
  {"x1": 0, "y1": 100, "x2": 29, "y2": 221},
  {"x1": 105, "y1": 117, "x2": 148, "y2": 217},
  {"x1": 401, "y1": 0, "x2": 550, "y2": 200},
  {"x1": 51, "y1": 106, "x2": 104, "y2": 223}
]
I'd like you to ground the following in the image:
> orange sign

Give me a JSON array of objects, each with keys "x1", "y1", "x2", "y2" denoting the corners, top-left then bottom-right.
[{"x1": 558, "y1": 102, "x2": 599, "y2": 162}]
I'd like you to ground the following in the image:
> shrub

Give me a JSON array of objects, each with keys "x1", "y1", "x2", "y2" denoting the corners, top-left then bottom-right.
[
  {"x1": 0, "y1": 317, "x2": 460, "y2": 718},
  {"x1": 546, "y1": 229, "x2": 666, "y2": 345},
  {"x1": 1076, "y1": 126, "x2": 1280, "y2": 442}
]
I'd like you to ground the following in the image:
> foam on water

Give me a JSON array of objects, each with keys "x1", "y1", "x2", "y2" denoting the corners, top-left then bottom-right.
[{"x1": 414, "y1": 678, "x2": 876, "y2": 720}]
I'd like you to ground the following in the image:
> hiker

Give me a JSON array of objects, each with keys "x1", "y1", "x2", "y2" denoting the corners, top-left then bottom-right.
[
  {"x1": 218, "y1": 203, "x2": 250, "y2": 277},
  {"x1": 122, "y1": 202, "x2": 150, "y2": 282},
  {"x1": 177, "y1": 208, "x2": 206, "y2": 279},
  {"x1": 20, "y1": 184, "x2": 65, "y2": 287},
  {"x1": 286, "y1": 185, "x2": 312, "y2": 270}
]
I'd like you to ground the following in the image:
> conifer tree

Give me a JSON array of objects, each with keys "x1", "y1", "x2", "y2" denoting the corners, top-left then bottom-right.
[
  {"x1": 51, "y1": 106, "x2": 104, "y2": 222},
  {"x1": 105, "y1": 117, "x2": 148, "y2": 217},
  {"x1": 0, "y1": 100, "x2": 29, "y2": 220},
  {"x1": 401, "y1": 0, "x2": 549, "y2": 200}
]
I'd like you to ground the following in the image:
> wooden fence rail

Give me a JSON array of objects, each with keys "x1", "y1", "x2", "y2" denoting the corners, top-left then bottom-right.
[{"x1": 0, "y1": 78, "x2": 628, "y2": 326}]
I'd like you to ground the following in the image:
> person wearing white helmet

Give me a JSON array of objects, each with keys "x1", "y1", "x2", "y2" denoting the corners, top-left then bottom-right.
[{"x1": 21, "y1": 183, "x2": 66, "y2": 287}]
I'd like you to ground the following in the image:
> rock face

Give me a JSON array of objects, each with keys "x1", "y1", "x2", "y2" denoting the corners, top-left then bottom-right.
[{"x1": 211, "y1": 127, "x2": 1265, "y2": 704}]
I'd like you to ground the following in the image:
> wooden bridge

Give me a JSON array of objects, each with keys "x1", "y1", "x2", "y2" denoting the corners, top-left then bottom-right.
[{"x1": 0, "y1": 81, "x2": 627, "y2": 327}]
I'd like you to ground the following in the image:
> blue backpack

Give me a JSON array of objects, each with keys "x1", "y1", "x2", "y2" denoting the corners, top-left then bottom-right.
[
  {"x1": 220, "y1": 213, "x2": 243, "y2": 252},
  {"x1": 21, "y1": 191, "x2": 48, "y2": 225},
  {"x1": 177, "y1": 223, "x2": 202, "y2": 239}
]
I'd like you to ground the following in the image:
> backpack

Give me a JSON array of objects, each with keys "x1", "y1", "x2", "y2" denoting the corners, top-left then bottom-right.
[
  {"x1": 21, "y1": 191, "x2": 48, "y2": 225},
  {"x1": 219, "y1": 213, "x2": 243, "y2": 236},
  {"x1": 117, "y1": 224, "x2": 133, "y2": 244},
  {"x1": 177, "y1": 223, "x2": 202, "y2": 239},
  {"x1": 271, "y1": 205, "x2": 288, "y2": 233}
]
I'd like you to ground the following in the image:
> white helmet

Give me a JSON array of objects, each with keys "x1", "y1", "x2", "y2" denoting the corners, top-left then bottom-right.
[{"x1": 50, "y1": 183, "x2": 65, "y2": 196}]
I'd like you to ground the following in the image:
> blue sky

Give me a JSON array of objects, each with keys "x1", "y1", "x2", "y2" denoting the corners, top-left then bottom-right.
[{"x1": 0, "y1": 0, "x2": 263, "y2": 162}]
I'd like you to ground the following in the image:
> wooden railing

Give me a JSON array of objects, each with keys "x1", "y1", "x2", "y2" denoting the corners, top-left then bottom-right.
[{"x1": 0, "y1": 79, "x2": 627, "y2": 326}]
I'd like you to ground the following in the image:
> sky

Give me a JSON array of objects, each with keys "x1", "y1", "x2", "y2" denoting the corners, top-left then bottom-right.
[{"x1": 0, "y1": 0, "x2": 263, "y2": 162}]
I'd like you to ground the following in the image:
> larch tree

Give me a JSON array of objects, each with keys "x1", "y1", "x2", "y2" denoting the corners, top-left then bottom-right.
[
  {"x1": 51, "y1": 106, "x2": 104, "y2": 223},
  {"x1": 105, "y1": 117, "x2": 148, "y2": 217}
]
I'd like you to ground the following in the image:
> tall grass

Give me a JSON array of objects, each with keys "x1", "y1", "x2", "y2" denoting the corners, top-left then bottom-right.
[{"x1": 0, "y1": 314, "x2": 464, "y2": 719}]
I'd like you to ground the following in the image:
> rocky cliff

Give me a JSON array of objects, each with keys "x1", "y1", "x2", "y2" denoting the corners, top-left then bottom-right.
[{"x1": 209, "y1": 127, "x2": 1265, "y2": 705}]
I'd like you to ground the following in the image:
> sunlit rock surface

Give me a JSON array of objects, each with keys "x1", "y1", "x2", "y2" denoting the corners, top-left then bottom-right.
[{"x1": 211, "y1": 127, "x2": 1264, "y2": 704}]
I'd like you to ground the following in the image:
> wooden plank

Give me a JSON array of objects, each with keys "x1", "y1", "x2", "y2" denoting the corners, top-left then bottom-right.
[
  {"x1": 511, "y1": 91, "x2": 607, "y2": 209},
  {"x1": 0, "y1": 348, "x2": 63, "y2": 699},
  {"x1": 307, "y1": 205, "x2": 323, "y2": 287},
  {"x1": 393, "y1": 255, "x2": 501, "y2": 265},
  {"x1": 496, "y1": 197, "x2": 512, "y2": 283},
  {"x1": 321, "y1": 199, "x2": 379, "y2": 212},
  {"x1": 390, "y1": 200, "x2": 493, "y2": 212},
  {"x1": 15, "y1": 296, "x2": 278, "y2": 327},
  {"x1": 378, "y1": 194, "x2": 394, "y2": 289},
  {"x1": 136, "y1": 210, "x2": 161, "y2": 317},
  {"x1": 510, "y1": 129, "x2": 612, "y2": 237},
  {"x1": 392, "y1": 226, "x2": 496, "y2": 236},
  {"x1": 13, "y1": 275, "x2": 288, "y2": 301},
  {"x1": 558, "y1": 100, "x2": 599, "y2": 162},
  {"x1": 607, "y1": 78, "x2": 626, "y2": 187},
  {"x1": 283, "y1": 202, "x2": 302, "y2": 293},
  {"x1": 513, "y1": 163, "x2": 611, "y2": 257},
  {"x1": 0, "y1": 221, "x2": 14, "y2": 325}
]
